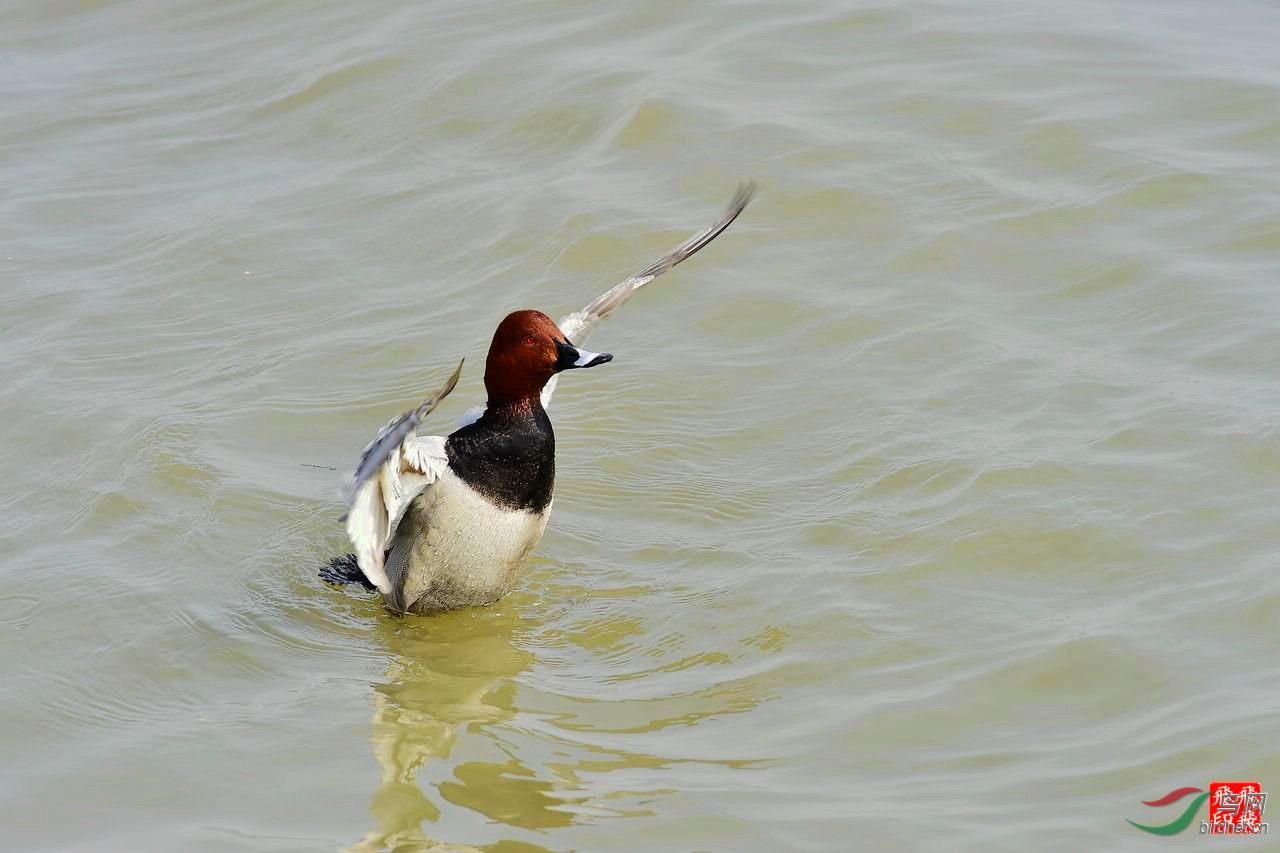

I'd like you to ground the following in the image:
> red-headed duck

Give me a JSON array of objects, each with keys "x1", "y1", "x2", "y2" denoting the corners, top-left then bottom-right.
[{"x1": 323, "y1": 182, "x2": 755, "y2": 615}]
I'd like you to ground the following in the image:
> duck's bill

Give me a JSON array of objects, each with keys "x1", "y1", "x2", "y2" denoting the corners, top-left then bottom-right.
[
  {"x1": 555, "y1": 337, "x2": 613, "y2": 370},
  {"x1": 574, "y1": 348, "x2": 613, "y2": 368}
]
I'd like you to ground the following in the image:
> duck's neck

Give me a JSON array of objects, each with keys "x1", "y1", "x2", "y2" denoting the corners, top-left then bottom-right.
[{"x1": 483, "y1": 392, "x2": 544, "y2": 420}]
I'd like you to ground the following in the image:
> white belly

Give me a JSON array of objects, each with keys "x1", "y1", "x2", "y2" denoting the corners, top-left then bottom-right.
[{"x1": 382, "y1": 468, "x2": 551, "y2": 614}]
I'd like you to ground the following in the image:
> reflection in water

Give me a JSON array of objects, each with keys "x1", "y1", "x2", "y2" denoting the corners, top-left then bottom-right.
[
  {"x1": 440, "y1": 759, "x2": 574, "y2": 831},
  {"x1": 350, "y1": 601, "x2": 545, "y2": 845},
  {"x1": 344, "y1": 583, "x2": 770, "y2": 851}
]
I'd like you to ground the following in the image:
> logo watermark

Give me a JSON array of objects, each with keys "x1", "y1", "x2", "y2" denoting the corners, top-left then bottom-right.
[
  {"x1": 1127, "y1": 781, "x2": 1267, "y2": 836},
  {"x1": 1205, "y1": 781, "x2": 1267, "y2": 835}
]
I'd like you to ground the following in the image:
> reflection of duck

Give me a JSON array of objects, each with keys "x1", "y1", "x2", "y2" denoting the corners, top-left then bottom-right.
[
  {"x1": 342, "y1": 586, "x2": 774, "y2": 850},
  {"x1": 348, "y1": 603, "x2": 569, "y2": 852},
  {"x1": 324, "y1": 184, "x2": 755, "y2": 616}
]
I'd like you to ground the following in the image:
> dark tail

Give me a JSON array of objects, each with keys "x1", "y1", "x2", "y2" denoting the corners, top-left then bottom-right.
[{"x1": 319, "y1": 553, "x2": 376, "y2": 591}]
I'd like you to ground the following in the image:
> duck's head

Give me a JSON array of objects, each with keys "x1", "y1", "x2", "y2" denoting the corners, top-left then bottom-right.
[{"x1": 484, "y1": 310, "x2": 612, "y2": 409}]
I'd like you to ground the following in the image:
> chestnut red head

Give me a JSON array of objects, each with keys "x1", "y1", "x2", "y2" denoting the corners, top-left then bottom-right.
[{"x1": 483, "y1": 310, "x2": 612, "y2": 409}]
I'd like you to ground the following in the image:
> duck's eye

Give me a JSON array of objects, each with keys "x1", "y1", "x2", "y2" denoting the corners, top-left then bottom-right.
[{"x1": 524, "y1": 335, "x2": 537, "y2": 345}]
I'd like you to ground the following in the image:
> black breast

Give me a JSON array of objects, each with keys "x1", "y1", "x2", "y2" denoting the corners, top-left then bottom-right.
[{"x1": 446, "y1": 405, "x2": 556, "y2": 512}]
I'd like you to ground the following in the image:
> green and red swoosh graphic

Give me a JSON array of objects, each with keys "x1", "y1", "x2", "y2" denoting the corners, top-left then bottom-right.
[{"x1": 1127, "y1": 787, "x2": 1209, "y2": 835}]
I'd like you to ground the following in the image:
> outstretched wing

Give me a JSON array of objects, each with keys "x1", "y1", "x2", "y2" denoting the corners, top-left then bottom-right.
[
  {"x1": 341, "y1": 359, "x2": 464, "y2": 595},
  {"x1": 541, "y1": 181, "x2": 756, "y2": 409}
]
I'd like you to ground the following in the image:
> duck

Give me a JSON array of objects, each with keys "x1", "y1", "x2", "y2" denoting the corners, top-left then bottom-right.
[{"x1": 321, "y1": 182, "x2": 755, "y2": 615}]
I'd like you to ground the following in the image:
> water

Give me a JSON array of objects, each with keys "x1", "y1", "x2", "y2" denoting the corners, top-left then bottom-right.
[{"x1": 3, "y1": 0, "x2": 1280, "y2": 850}]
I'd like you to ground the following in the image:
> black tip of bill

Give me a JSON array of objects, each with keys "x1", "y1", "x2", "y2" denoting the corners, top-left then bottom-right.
[{"x1": 556, "y1": 337, "x2": 613, "y2": 371}]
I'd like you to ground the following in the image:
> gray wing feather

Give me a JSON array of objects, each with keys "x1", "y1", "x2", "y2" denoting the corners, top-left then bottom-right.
[
  {"x1": 339, "y1": 360, "x2": 462, "y2": 597},
  {"x1": 544, "y1": 181, "x2": 755, "y2": 408},
  {"x1": 630, "y1": 180, "x2": 757, "y2": 283},
  {"x1": 341, "y1": 358, "x2": 463, "y2": 517}
]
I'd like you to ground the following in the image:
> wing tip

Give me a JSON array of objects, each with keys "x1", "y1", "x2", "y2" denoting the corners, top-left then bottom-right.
[
  {"x1": 720, "y1": 179, "x2": 757, "y2": 231},
  {"x1": 441, "y1": 356, "x2": 464, "y2": 392},
  {"x1": 443, "y1": 356, "x2": 464, "y2": 396},
  {"x1": 415, "y1": 356, "x2": 465, "y2": 416},
  {"x1": 341, "y1": 356, "x2": 467, "y2": 512}
]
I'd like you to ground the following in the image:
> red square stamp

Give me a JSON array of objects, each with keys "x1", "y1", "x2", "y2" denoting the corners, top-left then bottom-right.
[{"x1": 1207, "y1": 781, "x2": 1267, "y2": 835}]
